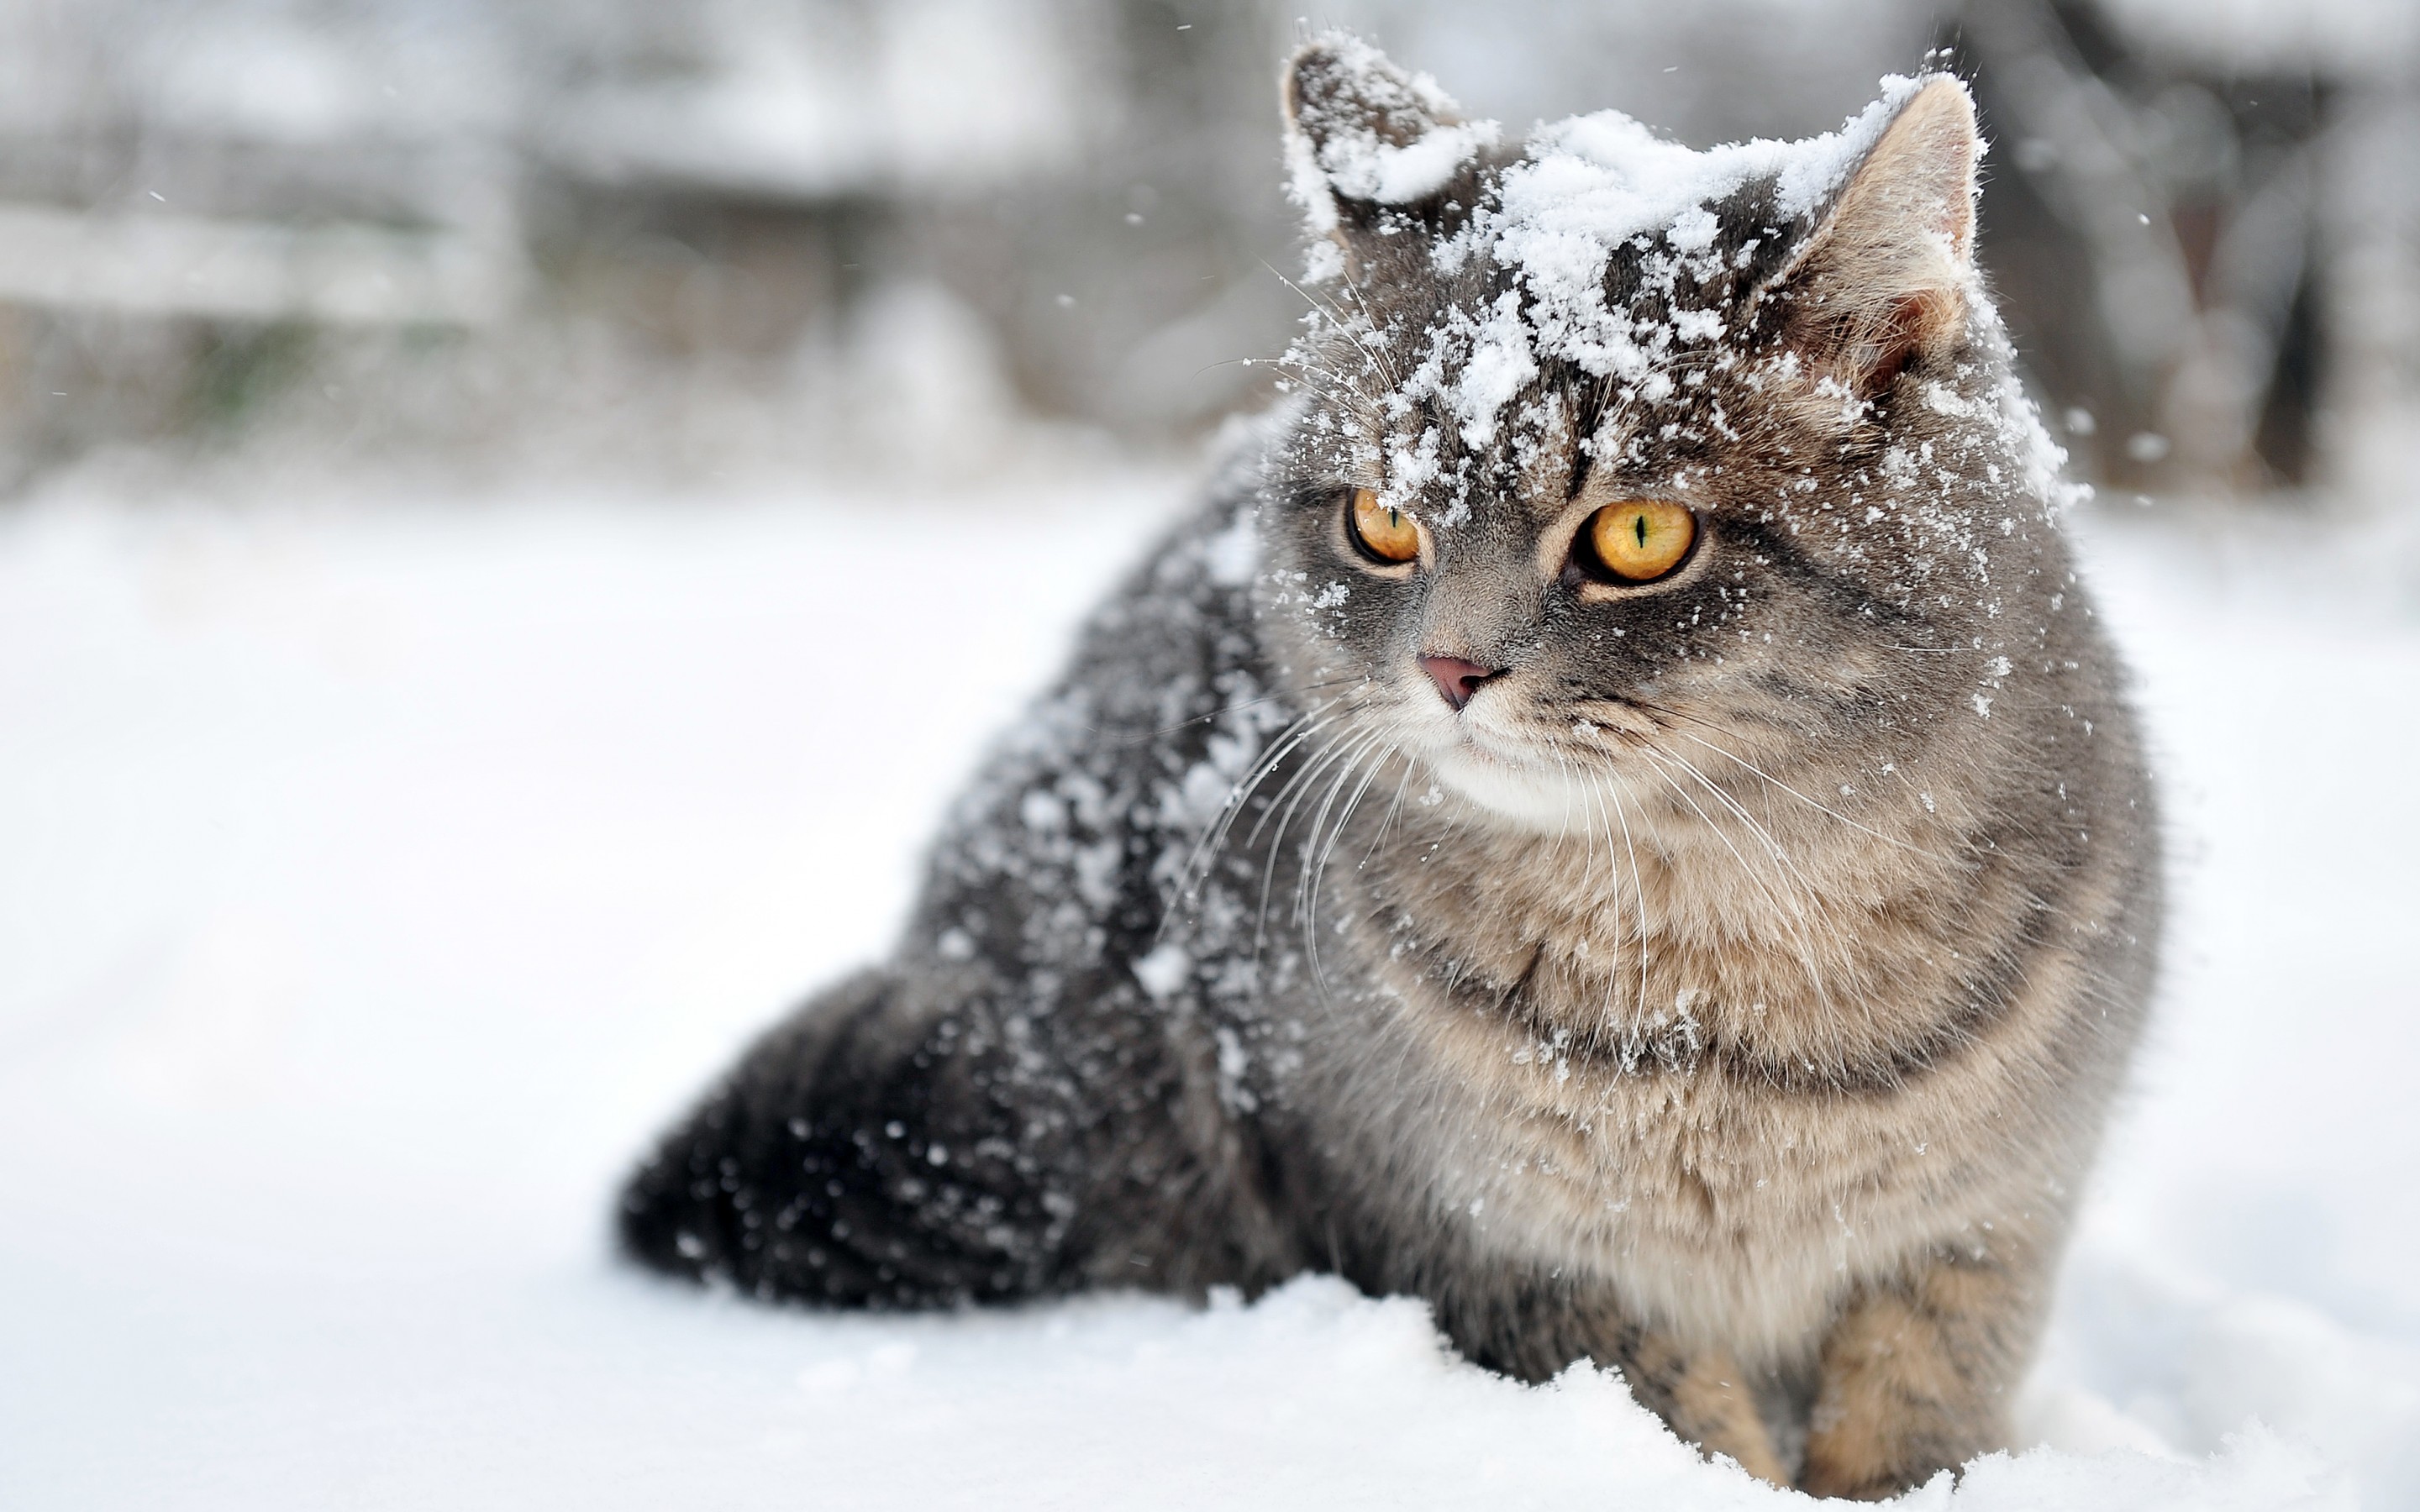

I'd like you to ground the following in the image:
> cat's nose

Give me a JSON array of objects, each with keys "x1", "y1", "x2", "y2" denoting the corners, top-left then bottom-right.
[{"x1": 1419, "y1": 654, "x2": 1500, "y2": 711}]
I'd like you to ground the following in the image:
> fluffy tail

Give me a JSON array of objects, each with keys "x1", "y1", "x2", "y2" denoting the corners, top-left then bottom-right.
[{"x1": 617, "y1": 969, "x2": 1085, "y2": 1308}]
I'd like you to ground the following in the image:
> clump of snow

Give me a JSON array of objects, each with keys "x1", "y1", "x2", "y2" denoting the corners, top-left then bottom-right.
[
  {"x1": 1308, "y1": 110, "x2": 1500, "y2": 209},
  {"x1": 1130, "y1": 940, "x2": 1192, "y2": 1000},
  {"x1": 1449, "y1": 80, "x2": 1915, "y2": 438},
  {"x1": 1285, "y1": 34, "x2": 1503, "y2": 236},
  {"x1": 1494, "y1": 86, "x2": 1899, "y2": 312},
  {"x1": 1290, "y1": 59, "x2": 1940, "y2": 471}
]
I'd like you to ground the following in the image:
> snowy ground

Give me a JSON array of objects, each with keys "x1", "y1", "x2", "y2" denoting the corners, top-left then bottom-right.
[{"x1": 1, "y1": 463, "x2": 2414, "y2": 1509}]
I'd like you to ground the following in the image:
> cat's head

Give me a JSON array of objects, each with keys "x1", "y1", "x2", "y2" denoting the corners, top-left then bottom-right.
[{"x1": 1255, "y1": 36, "x2": 2072, "y2": 832}]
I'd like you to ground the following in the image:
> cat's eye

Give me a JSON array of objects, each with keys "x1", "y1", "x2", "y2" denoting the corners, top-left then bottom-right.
[
  {"x1": 1346, "y1": 487, "x2": 1421, "y2": 564},
  {"x1": 1579, "y1": 500, "x2": 1697, "y2": 583}
]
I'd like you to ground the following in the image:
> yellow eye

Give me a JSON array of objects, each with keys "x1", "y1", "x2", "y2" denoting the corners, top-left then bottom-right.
[
  {"x1": 1584, "y1": 500, "x2": 1697, "y2": 582},
  {"x1": 1347, "y1": 487, "x2": 1421, "y2": 564}
]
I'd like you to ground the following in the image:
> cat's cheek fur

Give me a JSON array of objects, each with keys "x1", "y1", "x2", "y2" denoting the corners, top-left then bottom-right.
[{"x1": 1413, "y1": 723, "x2": 1640, "y2": 833}]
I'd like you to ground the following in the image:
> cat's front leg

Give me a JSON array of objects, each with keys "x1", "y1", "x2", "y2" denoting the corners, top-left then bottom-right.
[
  {"x1": 1423, "y1": 1275, "x2": 1790, "y2": 1483},
  {"x1": 1622, "y1": 1333, "x2": 1791, "y2": 1487},
  {"x1": 1797, "y1": 1241, "x2": 2046, "y2": 1499}
]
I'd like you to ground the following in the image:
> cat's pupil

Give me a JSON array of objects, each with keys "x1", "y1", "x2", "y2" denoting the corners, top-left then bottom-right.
[{"x1": 1633, "y1": 515, "x2": 1649, "y2": 548}]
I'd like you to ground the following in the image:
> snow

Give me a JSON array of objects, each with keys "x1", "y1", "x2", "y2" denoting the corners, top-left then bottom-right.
[
  {"x1": 1, "y1": 466, "x2": 2416, "y2": 1509},
  {"x1": 1291, "y1": 60, "x2": 1948, "y2": 504},
  {"x1": 1286, "y1": 35, "x2": 1504, "y2": 231},
  {"x1": 1493, "y1": 81, "x2": 1902, "y2": 276}
]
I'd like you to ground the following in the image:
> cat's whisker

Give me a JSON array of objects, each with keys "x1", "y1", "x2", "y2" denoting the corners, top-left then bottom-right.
[
  {"x1": 1171, "y1": 682, "x2": 1376, "y2": 914},
  {"x1": 1199, "y1": 351, "x2": 1360, "y2": 412},
  {"x1": 1268, "y1": 357, "x2": 1373, "y2": 399},
  {"x1": 1579, "y1": 762, "x2": 1618, "y2": 966},
  {"x1": 1178, "y1": 702, "x2": 1350, "y2": 909},
  {"x1": 1174, "y1": 698, "x2": 1333, "y2": 872},
  {"x1": 1261, "y1": 258, "x2": 1401, "y2": 395},
  {"x1": 1599, "y1": 777, "x2": 1644, "y2": 1039},
  {"x1": 1293, "y1": 732, "x2": 1370, "y2": 928},
  {"x1": 1329, "y1": 274, "x2": 1404, "y2": 390},
  {"x1": 1256, "y1": 325, "x2": 1384, "y2": 404},
  {"x1": 1267, "y1": 366, "x2": 1377, "y2": 421},
  {"x1": 1635, "y1": 744, "x2": 1880, "y2": 1082},
  {"x1": 1238, "y1": 334, "x2": 1386, "y2": 417},
  {"x1": 1282, "y1": 730, "x2": 1388, "y2": 978},
  {"x1": 1639, "y1": 709, "x2": 1955, "y2": 865},
  {"x1": 1560, "y1": 743, "x2": 1601, "y2": 900},
  {"x1": 1247, "y1": 716, "x2": 1363, "y2": 851},
  {"x1": 1576, "y1": 763, "x2": 1628, "y2": 1053},
  {"x1": 1355, "y1": 756, "x2": 1418, "y2": 874},
  {"x1": 1549, "y1": 743, "x2": 1580, "y2": 854},
  {"x1": 1251, "y1": 726, "x2": 1380, "y2": 959},
  {"x1": 1649, "y1": 741, "x2": 1812, "y2": 881},
  {"x1": 1300, "y1": 738, "x2": 1397, "y2": 1000},
  {"x1": 1192, "y1": 354, "x2": 1260, "y2": 375},
  {"x1": 1649, "y1": 753, "x2": 1845, "y2": 998},
  {"x1": 1644, "y1": 743, "x2": 1867, "y2": 1043},
  {"x1": 1628, "y1": 744, "x2": 1846, "y2": 1027},
  {"x1": 1602, "y1": 768, "x2": 1658, "y2": 1067}
]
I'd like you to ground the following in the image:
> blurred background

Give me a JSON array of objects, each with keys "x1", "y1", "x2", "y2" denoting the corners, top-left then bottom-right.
[{"x1": 0, "y1": 0, "x2": 2412, "y2": 504}]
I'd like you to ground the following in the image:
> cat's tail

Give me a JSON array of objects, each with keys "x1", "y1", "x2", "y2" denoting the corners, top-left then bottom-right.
[{"x1": 616, "y1": 968, "x2": 1080, "y2": 1308}]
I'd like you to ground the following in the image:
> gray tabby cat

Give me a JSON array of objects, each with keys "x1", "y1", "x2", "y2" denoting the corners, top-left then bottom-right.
[{"x1": 619, "y1": 37, "x2": 2160, "y2": 1498}]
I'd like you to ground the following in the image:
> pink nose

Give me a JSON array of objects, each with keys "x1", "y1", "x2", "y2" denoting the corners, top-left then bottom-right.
[{"x1": 1420, "y1": 654, "x2": 1499, "y2": 711}]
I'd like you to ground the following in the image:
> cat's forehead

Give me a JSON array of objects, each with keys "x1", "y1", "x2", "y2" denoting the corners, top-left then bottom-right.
[
  {"x1": 1320, "y1": 98, "x2": 1922, "y2": 513},
  {"x1": 1336, "y1": 244, "x2": 1769, "y2": 524},
  {"x1": 1347, "y1": 372, "x2": 1723, "y2": 531}
]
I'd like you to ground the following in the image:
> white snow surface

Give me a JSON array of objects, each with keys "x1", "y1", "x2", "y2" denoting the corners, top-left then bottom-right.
[{"x1": 2, "y1": 467, "x2": 2415, "y2": 1509}]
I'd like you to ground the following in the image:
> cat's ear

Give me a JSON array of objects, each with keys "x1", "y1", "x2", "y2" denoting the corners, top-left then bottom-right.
[
  {"x1": 1773, "y1": 76, "x2": 1981, "y2": 400},
  {"x1": 1283, "y1": 36, "x2": 1497, "y2": 278}
]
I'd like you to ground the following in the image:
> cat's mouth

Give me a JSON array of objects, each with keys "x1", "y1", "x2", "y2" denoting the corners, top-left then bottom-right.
[{"x1": 1415, "y1": 707, "x2": 1624, "y2": 833}]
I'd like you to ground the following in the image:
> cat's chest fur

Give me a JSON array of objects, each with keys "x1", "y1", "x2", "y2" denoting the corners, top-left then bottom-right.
[{"x1": 1270, "y1": 777, "x2": 2104, "y2": 1362}]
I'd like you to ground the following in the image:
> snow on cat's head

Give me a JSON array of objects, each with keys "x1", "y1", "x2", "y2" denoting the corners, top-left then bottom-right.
[{"x1": 1258, "y1": 36, "x2": 2077, "y2": 833}]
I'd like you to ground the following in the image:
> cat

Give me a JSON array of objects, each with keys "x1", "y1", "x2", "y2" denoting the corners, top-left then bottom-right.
[{"x1": 618, "y1": 35, "x2": 2160, "y2": 1499}]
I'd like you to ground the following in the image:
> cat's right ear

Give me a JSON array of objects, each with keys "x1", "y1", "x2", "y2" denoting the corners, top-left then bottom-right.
[
  {"x1": 1283, "y1": 36, "x2": 1497, "y2": 280},
  {"x1": 1767, "y1": 76, "x2": 1982, "y2": 402}
]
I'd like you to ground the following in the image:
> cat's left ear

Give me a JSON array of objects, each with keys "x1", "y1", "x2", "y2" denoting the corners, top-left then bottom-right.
[
  {"x1": 1283, "y1": 36, "x2": 1497, "y2": 279},
  {"x1": 1771, "y1": 76, "x2": 1981, "y2": 399}
]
